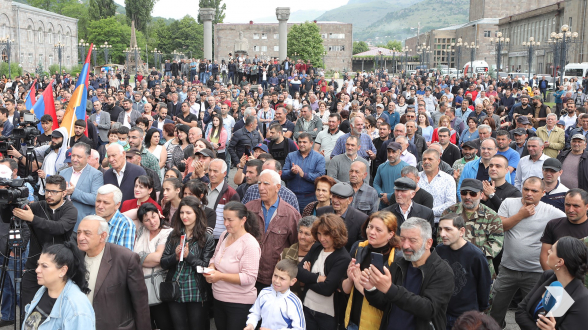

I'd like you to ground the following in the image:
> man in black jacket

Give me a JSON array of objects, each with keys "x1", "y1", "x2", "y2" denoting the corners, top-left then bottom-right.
[
  {"x1": 383, "y1": 177, "x2": 435, "y2": 235},
  {"x1": 228, "y1": 116, "x2": 263, "y2": 166},
  {"x1": 3, "y1": 175, "x2": 77, "y2": 309},
  {"x1": 361, "y1": 217, "x2": 454, "y2": 330},
  {"x1": 316, "y1": 182, "x2": 368, "y2": 251}
]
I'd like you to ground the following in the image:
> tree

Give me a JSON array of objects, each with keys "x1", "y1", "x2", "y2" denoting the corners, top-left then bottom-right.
[
  {"x1": 353, "y1": 41, "x2": 369, "y2": 55},
  {"x1": 287, "y1": 22, "x2": 324, "y2": 67},
  {"x1": 198, "y1": 0, "x2": 226, "y2": 24},
  {"x1": 28, "y1": 0, "x2": 79, "y2": 15},
  {"x1": 88, "y1": 0, "x2": 116, "y2": 21},
  {"x1": 384, "y1": 40, "x2": 402, "y2": 51},
  {"x1": 124, "y1": 0, "x2": 157, "y2": 33},
  {"x1": 61, "y1": 1, "x2": 89, "y2": 40},
  {"x1": 87, "y1": 17, "x2": 147, "y2": 65},
  {"x1": 150, "y1": 16, "x2": 203, "y2": 60}
]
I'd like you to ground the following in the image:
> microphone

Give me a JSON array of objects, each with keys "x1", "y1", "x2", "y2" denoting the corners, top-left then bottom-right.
[{"x1": 542, "y1": 281, "x2": 563, "y2": 313}]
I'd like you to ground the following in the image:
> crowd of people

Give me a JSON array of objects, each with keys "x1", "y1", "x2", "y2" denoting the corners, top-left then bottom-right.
[{"x1": 1, "y1": 57, "x2": 588, "y2": 330}]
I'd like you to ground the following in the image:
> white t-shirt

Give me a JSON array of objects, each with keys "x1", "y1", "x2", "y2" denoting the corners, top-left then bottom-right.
[
  {"x1": 85, "y1": 247, "x2": 105, "y2": 305},
  {"x1": 303, "y1": 250, "x2": 334, "y2": 316}
]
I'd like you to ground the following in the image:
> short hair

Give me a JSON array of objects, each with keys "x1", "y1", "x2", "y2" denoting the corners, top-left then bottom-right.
[
  {"x1": 566, "y1": 188, "x2": 588, "y2": 204},
  {"x1": 244, "y1": 107, "x2": 256, "y2": 117},
  {"x1": 311, "y1": 213, "x2": 348, "y2": 250},
  {"x1": 108, "y1": 128, "x2": 119, "y2": 136},
  {"x1": 298, "y1": 215, "x2": 318, "y2": 231},
  {"x1": 439, "y1": 213, "x2": 465, "y2": 229},
  {"x1": 269, "y1": 122, "x2": 282, "y2": 133},
  {"x1": 0, "y1": 107, "x2": 8, "y2": 116},
  {"x1": 74, "y1": 119, "x2": 86, "y2": 128},
  {"x1": 495, "y1": 129, "x2": 510, "y2": 138},
  {"x1": 422, "y1": 148, "x2": 440, "y2": 160},
  {"x1": 438, "y1": 127, "x2": 450, "y2": 135},
  {"x1": 401, "y1": 217, "x2": 432, "y2": 241},
  {"x1": 40, "y1": 114, "x2": 53, "y2": 123},
  {"x1": 259, "y1": 169, "x2": 281, "y2": 185},
  {"x1": 46, "y1": 174, "x2": 67, "y2": 190},
  {"x1": 547, "y1": 113, "x2": 558, "y2": 120},
  {"x1": 82, "y1": 215, "x2": 109, "y2": 236},
  {"x1": 314, "y1": 175, "x2": 337, "y2": 189},
  {"x1": 478, "y1": 124, "x2": 492, "y2": 133},
  {"x1": 527, "y1": 136, "x2": 544, "y2": 145},
  {"x1": 135, "y1": 117, "x2": 149, "y2": 127},
  {"x1": 298, "y1": 132, "x2": 312, "y2": 142},
  {"x1": 0, "y1": 158, "x2": 17, "y2": 171},
  {"x1": 245, "y1": 159, "x2": 264, "y2": 176},
  {"x1": 275, "y1": 259, "x2": 298, "y2": 279},
  {"x1": 346, "y1": 135, "x2": 359, "y2": 145},
  {"x1": 490, "y1": 154, "x2": 509, "y2": 167},
  {"x1": 72, "y1": 142, "x2": 91, "y2": 156},
  {"x1": 329, "y1": 113, "x2": 341, "y2": 121},
  {"x1": 401, "y1": 165, "x2": 419, "y2": 177},
  {"x1": 97, "y1": 184, "x2": 123, "y2": 204},
  {"x1": 210, "y1": 158, "x2": 228, "y2": 173},
  {"x1": 245, "y1": 115, "x2": 257, "y2": 126},
  {"x1": 523, "y1": 176, "x2": 546, "y2": 191},
  {"x1": 130, "y1": 126, "x2": 144, "y2": 137},
  {"x1": 118, "y1": 126, "x2": 130, "y2": 135}
]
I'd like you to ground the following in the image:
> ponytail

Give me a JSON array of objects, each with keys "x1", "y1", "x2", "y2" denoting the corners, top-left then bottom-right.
[
  {"x1": 224, "y1": 201, "x2": 262, "y2": 242},
  {"x1": 43, "y1": 242, "x2": 90, "y2": 295}
]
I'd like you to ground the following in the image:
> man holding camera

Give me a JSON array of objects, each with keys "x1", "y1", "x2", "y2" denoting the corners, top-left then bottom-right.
[{"x1": 0, "y1": 174, "x2": 77, "y2": 309}]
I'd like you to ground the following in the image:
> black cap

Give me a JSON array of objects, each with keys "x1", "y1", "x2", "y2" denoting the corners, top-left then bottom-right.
[
  {"x1": 513, "y1": 128, "x2": 527, "y2": 135},
  {"x1": 460, "y1": 179, "x2": 483, "y2": 193},
  {"x1": 330, "y1": 182, "x2": 354, "y2": 198},
  {"x1": 195, "y1": 149, "x2": 214, "y2": 158},
  {"x1": 387, "y1": 142, "x2": 402, "y2": 151},
  {"x1": 517, "y1": 116, "x2": 531, "y2": 125},
  {"x1": 126, "y1": 147, "x2": 141, "y2": 157},
  {"x1": 394, "y1": 177, "x2": 416, "y2": 191},
  {"x1": 542, "y1": 158, "x2": 562, "y2": 171},
  {"x1": 462, "y1": 140, "x2": 477, "y2": 149},
  {"x1": 51, "y1": 130, "x2": 63, "y2": 138}
]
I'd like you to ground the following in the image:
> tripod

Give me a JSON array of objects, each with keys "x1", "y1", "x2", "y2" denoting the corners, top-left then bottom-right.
[{"x1": 0, "y1": 216, "x2": 25, "y2": 330}]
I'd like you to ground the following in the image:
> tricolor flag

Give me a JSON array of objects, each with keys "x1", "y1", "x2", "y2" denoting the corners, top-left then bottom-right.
[
  {"x1": 61, "y1": 44, "x2": 92, "y2": 142},
  {"x1": 24, "y1": 79, "x2": 37, "y2": 110},
  {"x1": 30, "y1": 79, "x2": 58, "y2": 133}
]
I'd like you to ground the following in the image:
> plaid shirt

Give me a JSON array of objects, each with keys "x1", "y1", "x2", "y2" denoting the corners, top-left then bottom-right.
[
  {"x1": 349, "y1": 183, "x2": 379, "y2": 215},
  {"x1": 141, "y1": 146, "x2": 161, "y2": 174},
  {"x1": 174, "y1": 242, "x2": 201, "y2": 303},
  {"x1": 241, "y1": 184, "x2": 299, "y2": 211},
  {"x1": 107, "y1": 210, "x2": 136, "y2": 250}
]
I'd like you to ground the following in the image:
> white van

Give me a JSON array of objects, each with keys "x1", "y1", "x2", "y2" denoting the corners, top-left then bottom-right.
[
  {"x1": 441, "y1": 68, "x2": 458, "y2": 78},
  {"x1": 563, "y1": 63, "x2": 588, "y2": 84},
  {"x1": 463, "y1": 61, "x2": 489, "y2": 76}
]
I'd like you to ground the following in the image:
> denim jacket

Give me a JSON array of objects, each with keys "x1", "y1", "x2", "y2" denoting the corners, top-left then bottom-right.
[{"x1": 23, "y1": 279, "x2": 95, "y2": 330}]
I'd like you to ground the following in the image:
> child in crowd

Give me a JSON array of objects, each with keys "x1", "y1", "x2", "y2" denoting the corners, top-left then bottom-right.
[{"x1": 244, "y1": 260, "x2": 305, "y2": 330}]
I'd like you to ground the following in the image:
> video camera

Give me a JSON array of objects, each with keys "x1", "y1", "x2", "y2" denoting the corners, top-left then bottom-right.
[
  {"x1": 0, "y1": 177, "x2": 32, "y2": 206},
  {"x1": 13, "y1": 113, "x2": 41, "y2": 142}
]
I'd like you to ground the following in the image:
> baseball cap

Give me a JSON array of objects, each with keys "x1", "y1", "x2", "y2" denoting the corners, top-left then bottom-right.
[
  {"x1": 51, "y1": 130, "x2": 63, "y2": 138},
  {"x1": 253, "y1": 143, "x2": 269, "y2": 153},
  {"x1": 126, "y1": 147, "x2": 141, "y2": 158},
  {"x1": 542, "y1": 158, "x2": 562, "y2": 171},
  {"x1": 387, "y1": 142, "x2": 402, "y2": 151},
  {"x1": 462, "y1": 141, "x2": 477, "y2": 149},
  {"x1": 571, "y1": 133, "x2": 586, "y2": 141},
  {"x1": 557, "y1": 120, "x2": 566, "y2": 126},
  {"x1": 195, "y1": 149, "x2": 214, "y2": 158},
  {"x1": 517, "y1": 116, "x2": 531, "y2": 125},
  {"x1": 64, "y1": 148, "x2": 72, "y2": 163},
  {"x1": 460, "y1": 179, "x2": 483, "y2": 193},
  {"x1": 513, "y1": 128, "x2": 527, "y2": 135}
]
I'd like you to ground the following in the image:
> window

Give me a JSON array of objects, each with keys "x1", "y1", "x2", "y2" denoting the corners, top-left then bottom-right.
[
  {"x1": 274, "y1": 46, "x2": 279, "y2": 51},
  {"x1": 321, "y1": 33, "x2": 327, "y2": 39},
  {"x1": 38, "y1": 29, "x2": 43, "y2": 43},
  {"x1": 38, "y1": 53, "x2": 43, "y2": 64},
  {"x1": 28, "y1": 53, "x2": 32, "y2": 64},
  {"x1": 253, "y1": 45, "x2": 259, "y2": 51},
  {"x1": 484, "y1": 31, "x2": 491, "y2": 37},
  {"x1": 48, "y1": 54, "x2": 53, "y2": 64},
  {"x1": 253, "y1": 33, "x2": 260, "y2": 39},
  {"x1": 66, "y1": 56, "x2": 70, "y2": 65},
  {"x1": 329, "y1": 33, "x2": 344, "y2": 39},
  {"x1": 274, "y1": 34, "x2": 279, "y2": 39},
  {"x1": 261, "y1": 33, "x2": 267, "y2": 39},
  {"x1": 329, "y1": 46, "x2": 344, "y2": 51},
  {"x1": 261, "y1": 46, "x2": 267, "y2": 51},
  {"x1": 27, "y1": 26, "x2": 33, "y2": 42},
  {"x1": 569, "y1": 17, "x2": 573, "y2": 29},
  {"x1": 47, "y1": 30, "x2": 52, "y2": 44}
]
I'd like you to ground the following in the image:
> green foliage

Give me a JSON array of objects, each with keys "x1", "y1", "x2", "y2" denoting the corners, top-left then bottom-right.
[
  {"x1": 198, "y1": 0, "x2": 226, "y2": 24},
  {"x1": 70, "y1": 64, "x2": 83, "y2": 75},
  {"x1": 88, "y1": 0, "x2": 116, "y2": 21},
  {"x1": 149, "y1": 16, "x2": 203, "y2": 61},
  {"x1": 353, "y1": 41, "x2": 369, "y2": 55},
  {"x1": 0, "y1": 63, "x2": 22, "y2": 78},
  {"x1": 48, "y1": 64, "x2": 60, "y2": 74},
  {"x1": 287, "y1": 22, "x2": 324, "y2": 68},
  {"x1": 27, "y1": 0, "x2": 79, "y2": 15},
  {"x1": 87, "y1": 17, "x2": 147, "y2": 65},
  {"x1": 60, "y1": 1, "x2": 89, "y2": 40},
  {"x1": 124, "y1": 0, "x2": 157, "y2": 33},
  {"x1": 383, "y1": 40, "x2": 402, "y2": 51}
]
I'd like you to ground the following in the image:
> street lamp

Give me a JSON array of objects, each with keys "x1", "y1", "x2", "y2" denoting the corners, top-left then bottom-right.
[
  {"x1": 449, "y1": 37, "x2": 464, "y2": 78},
  {"x1": 0, "y1": 36, "x2": 14, "y2": 78},
  {"x1": 151, "y1": 48, "x2": 161, "y2": 70},
  {"x1": 465, "y1": 41, "x2": 479, "y2": 77},
  {"x1": 403, "y1": 46, "x2": 411, "y2": 78},
  {"x1": 78, "y1": 39, "x2": 89, "y2": 64},
  {"x1": 54, "y1": 42, "x2": 65, "y2": 74},
  {"x1": 100, "y1": 41, "x2": 112, "y2": 64},
  {"x1": 132, "y1": 46, "x2": 141, "y2": 73},
  {"x1": 548, "y1": 24, "x2": 579, "y2": 86},
  {"x1": 490, "y1": 32, "x2": 510, "y2": 79},
  {"x1": 522, "y1": 37, "x2": 539, "y2": 80},
  {"x1": 91, "y1": 45, "x2": 98, "y2": 68}
]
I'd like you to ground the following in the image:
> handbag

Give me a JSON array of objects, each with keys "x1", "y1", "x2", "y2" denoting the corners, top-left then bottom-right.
[
  {"x1": 145, "y1": 269, "x2": 166, "y2": 306},
  {"x1": 159, "y1": 262, "x2": 183, "y2": 302}
]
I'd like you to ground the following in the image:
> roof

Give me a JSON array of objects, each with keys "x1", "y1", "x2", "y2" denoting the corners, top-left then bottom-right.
[
  {"x1": 436, "y1": 18, "x2": 500, "y2": 31},
  {"x1": 354, "y1": 47, "x2": 400, "y2": 56},
  {"x1": 12, "y1": 2, "x2": 78, "y2": 22},
  {"x1": 217, "y1": 21, "x2": 349, "y2": 25}
]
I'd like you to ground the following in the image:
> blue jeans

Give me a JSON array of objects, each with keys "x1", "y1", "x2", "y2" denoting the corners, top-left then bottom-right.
[
  {"x1": 199, "y1": 72, "x2": 206, "y2": 83},
  {"x1": 347, "y1": 321, "x2": 359, "y2": 330},
  {"x1": 261, "y1": 80, "x2": 268, "y2": 90},
  {"x1": 165, "y1": 71, "x2": 172, "y2": 77},
  {"x1": 190, "y1": 70, "x2": 197, "y2": 82},
  {"x1": 1, "y1": 245, "x2": 29, "y2": 321}
]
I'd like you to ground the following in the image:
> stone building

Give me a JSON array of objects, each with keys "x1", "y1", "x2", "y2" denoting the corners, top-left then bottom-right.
[
  {"x1": 214, "y1": 21, "x2": 353, "y2": 72},
  {"x1": 0, "y1": 0, "x2": 78, "y2": 74}
]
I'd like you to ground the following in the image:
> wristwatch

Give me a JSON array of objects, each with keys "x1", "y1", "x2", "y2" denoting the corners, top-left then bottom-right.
[
  {"x1": 489, "y1": 193, "x2": 495, "y2": 199},
  {"x1": 17, "y1": 155, "x2": 23, "y2": 162}
]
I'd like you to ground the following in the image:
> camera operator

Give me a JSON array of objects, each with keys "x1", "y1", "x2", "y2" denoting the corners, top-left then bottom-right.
[{"x1": 1, "y1": 174, "x2": 77, "y2": 309}]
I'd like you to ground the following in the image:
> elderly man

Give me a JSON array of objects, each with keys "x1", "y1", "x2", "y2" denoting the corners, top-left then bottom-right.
[
  {"x1": 441, "y1": 179, "x2": 504, "y2": 278},
  {"x1": 103, "y1": 143, "x2": 147, "y2": 202},
  {"x1": 282, "y1": 133, "x2": 326, "y2": 212},
  {"x1": 331, "y1": 115, "x2": 377, "y2": 161},
  {"x1": 246, "y1": 170, "x2": 299, "y2": 291},
  {"x1": 510, "y1": 128, "x2": 529, "y2": 157},
  {"x1": 557, "y1": 134, "x2": 588, "y2": 190},
  {"x1": 293, "y1": 105, "x2": 322, "y2": 140},
  {"x1": 374, "y1": 142, "x2": 409, "y2": 209},
  {"x1": 317, "y1": 182, "x2": 368, "y2": 251},
  {"x1": 229, "y1": 116, "x2": 263, "y2": 167},
  {"x1": 77, "y1": 216, "x2": 150, "y2": 330},
  {"x1": 389, "y1": 166, "x2": 434, "y2": 209},
  {"x1": 90, "y1": 100, "x2": 111, "y2": 146},
  {"x1": 208, "y1": 159, "x2": 240, "y2": 239},
  {"x1": 349, "y1": 161, "x2": 379, "y2": 215},
  {"x1": 59, "y1": 142, "x2": 104, "y2": 231},
  {"x1": 95, "y1": 184, "x2": 136, "y2": 250},
  {"x1": 491, "y1": 177, "x2": 565, "y2": 327},
  {"x1": 242, "y1": 159, "x2": 299, "y2": 210},
  {"x1": 514, "y1": 137, "x2": 549, "y2": 191},
  {"x1": 395, "y1": 135, "x2": 417, "y2": 166},
  {"x1": 536, "y1": 113, "x2": 565, "y2": 158},
  {"x1": 361, "y1": 217, "x2": 454, "y2": 330},
  {"x1": 383, "y1": 177, "x2": 435, "y2": 231},
  {"x1": 419, "y1": 148, "x2": 456, "y2": 224},
  {"x1": 327, "y1": 135, "x2": 370, "y2": 183}
]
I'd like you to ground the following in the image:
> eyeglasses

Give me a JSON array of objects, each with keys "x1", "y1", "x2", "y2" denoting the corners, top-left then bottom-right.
[
  {"x1": 45, "y1": 189, "x2": 64, "y2": 195},
  {"x1": 460, "y1": 191, "x2": 479, "y2": 197}
]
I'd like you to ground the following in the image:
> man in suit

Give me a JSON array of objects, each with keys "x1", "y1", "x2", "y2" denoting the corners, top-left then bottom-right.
[
  {"x1": 90, "y1": 100, "x2": 111, "y2": 146},
  {"x1": 383, "y1": 177, "x2": 435, "y2": 234},
  {"x1": 103, "y1": 143, "x2": 147, "y2": 202},
  {"x1": 117, "y1": 98, "x2": 141, "y2": 129},
  {"x1": 77, "y1": 215, "x2": 150, "y2": 330},
  {"x1": 60, "y1": 142, "x2": 104, "y2": 232},
  {"x1": 167, "y1": 92, "x2": 182, "y2": 119},
  {"x1": 316, "y1": 182, "x2": 368, "y2": 251}
]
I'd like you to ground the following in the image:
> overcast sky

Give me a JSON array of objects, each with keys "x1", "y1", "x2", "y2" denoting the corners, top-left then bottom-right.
[{"x1": 113, "y1": 0, "x2": 347, "y2": 22}]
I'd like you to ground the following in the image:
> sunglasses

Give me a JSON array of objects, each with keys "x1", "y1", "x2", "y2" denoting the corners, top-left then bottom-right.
[{"x1": 460, "y1": 191, "x2": 479, "y2": 197}]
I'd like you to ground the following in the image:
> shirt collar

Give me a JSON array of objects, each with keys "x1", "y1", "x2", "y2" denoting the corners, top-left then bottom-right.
[
  {"x1": 114, "y1": 162, "x2": 127, "y2": 176},
  {"x1": 262, "y1": 197, "x2": 280, "y2": 211},
  {"x1": 73, "y1": 164, "x2": 88, "y2": 175}
]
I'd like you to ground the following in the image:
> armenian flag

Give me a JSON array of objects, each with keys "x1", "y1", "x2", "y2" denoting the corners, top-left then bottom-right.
[
  {"x1": 30, "y1": 79, "x2": 58, "y2": 133},
  {"x1": 24, "y1": 79, "x2": 36, "y2": 110},
  {"x1": 61, "y1": 44, "x2": 92, "y2": 141}
]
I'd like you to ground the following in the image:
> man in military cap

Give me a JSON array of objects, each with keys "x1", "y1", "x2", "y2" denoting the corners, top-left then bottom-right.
[
  {"x1": 317, "y1": 182, "x2": 368, "y2": 251},
  {"x1": 440, "y1": 178, "x2": 504, "y2": 278},
  {"x1": 383, "y1": 177, "x2": 435, "y2": 234},
  {"x1": 451, "y1": 140, "x2": 479, "y2": 181}
]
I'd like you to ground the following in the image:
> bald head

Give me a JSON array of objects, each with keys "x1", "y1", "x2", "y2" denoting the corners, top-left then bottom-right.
[{"x1": 189, "y1": 127, "x2": 202, "y2": 144}]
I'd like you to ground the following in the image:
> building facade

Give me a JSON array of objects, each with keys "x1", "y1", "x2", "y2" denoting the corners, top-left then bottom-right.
[
  {"x1": 214, "y1": 21, "x2": 353, "y2": 72},
  {"x1": 0, "y1": 0, "x2": 78, "y2": 74}
]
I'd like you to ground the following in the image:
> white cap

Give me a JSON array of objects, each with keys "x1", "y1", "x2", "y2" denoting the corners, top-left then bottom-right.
[{"x1": 0, "y1": 164, "x2": 12, "y2": 180}]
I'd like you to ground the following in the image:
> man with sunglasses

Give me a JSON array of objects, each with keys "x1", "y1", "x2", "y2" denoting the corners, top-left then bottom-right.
[{"x1": 440, "y1": 179, "x2": 503, "y2": 279}]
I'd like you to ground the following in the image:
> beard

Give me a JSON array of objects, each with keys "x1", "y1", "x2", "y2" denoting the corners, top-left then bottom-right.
[
  {"x1": 402, "y1": 241, "x2": 428, "y2": 262},
  {"x1": 46, "y1": 197, "x2": 62, "y2": 207},
  {"x1": 464, "y1": 153, "x2": 475, "y2": 160},
  {"x1": 50, "y1": 141, "x2": 63, "y2": 150}
]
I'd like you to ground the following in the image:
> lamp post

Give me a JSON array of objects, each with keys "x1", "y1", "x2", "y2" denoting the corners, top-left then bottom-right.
[
  {"x1": 124, "y1": 48, "x2": 131, "y2": 73},
  {"x1": 151, "y1": 48, "x2": 161, "y2": 70},
  {"x1": 548, "y1": 24, "x2": 579, "y2": 86},
  {"x1": 132, "y1": 46, "x2": 141, "y2": 73},
  {"x1": 78, "y1": 39, "x2": 88, "y2": 64},
  {"x1": 417, "y1": 43, "x2": 426, "y2": 67},
  {"x1": 490, "y1": 32, "x2": 509, "y2": 79},
  {"x1": 171, "y1": 50, "x2": 180, "y2": 61},
  {"x1": 403, "y1": 46, "x2": 411, "y2": 78},
  {"x1": 91, "y1": 45, "x2": 98, "y2": 69},
  {"x1": 522, "y1": 37, "x2": 539, "y2": 80},
  {"x1": 0, "y1": 36, "x2": 14, "y2": 78},
  {"x1": 465, "y1": 41, "x2": 479, "y2": 77},
  {"x1": 100, "y1": 41, "x2": 112, "y2": 64},
  {"x1": 450, "y1": 38, "x2": 464, "y2": 78},
  {"x1": 54, "y1": 42, "x2": 65, "y2": 74}
]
